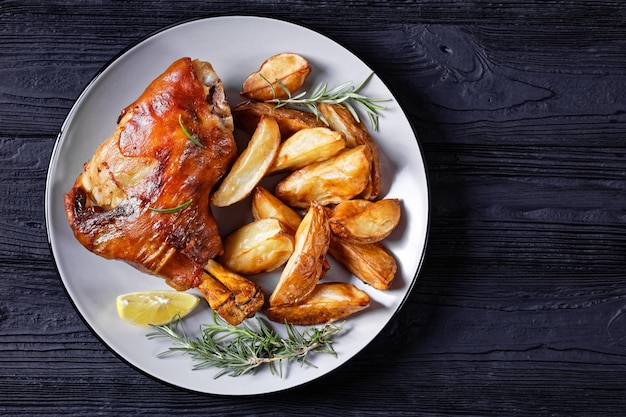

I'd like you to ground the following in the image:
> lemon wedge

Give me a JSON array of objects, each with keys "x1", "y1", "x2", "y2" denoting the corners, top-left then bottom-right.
[{"x1": 116, "y1": 291, "x2": 200, "y2": 327}]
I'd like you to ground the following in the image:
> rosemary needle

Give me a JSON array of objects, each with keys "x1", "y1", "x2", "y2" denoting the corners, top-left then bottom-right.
[
  {"x1": 148, "y1": 198, "x2": 192, "y2": 213},
  {"x1": 146, "y1": 312, "x2": 344, "y2": 378},
  {"x1": 178, "y1": 114, "x2": 204, "y2": 147},
  {"x1": 264, "y1": 73, "x2": 390, "y2": 131}
]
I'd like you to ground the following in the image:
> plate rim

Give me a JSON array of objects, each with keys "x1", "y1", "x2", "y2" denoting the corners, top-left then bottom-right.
[{"x1": 44, "y1": 14, "x2": 431, "y2": 396}]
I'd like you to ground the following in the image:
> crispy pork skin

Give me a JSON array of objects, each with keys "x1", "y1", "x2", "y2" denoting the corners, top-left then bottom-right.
[{"x1": 64, "y1": 57, "x2": 237, "y2": 291}]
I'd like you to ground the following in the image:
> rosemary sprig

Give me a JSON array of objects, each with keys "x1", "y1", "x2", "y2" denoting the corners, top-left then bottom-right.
[
  {"x1": 146, "y1": 312, "x2": 344, "y2": 378},
  {"x1": 264, "y1": 73, "x2": 390, "y2": 131},
  {"x1": 178, "y1": 114, "x2": 204, "y2": 147},
  {"x1": 148, "y1": 198, "x2": 192, "y2": 213}
]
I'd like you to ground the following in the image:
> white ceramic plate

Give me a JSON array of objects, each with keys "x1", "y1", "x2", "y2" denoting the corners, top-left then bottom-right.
[{"x1": 45, "y1": 16, "x2": 429, "y2": 395}]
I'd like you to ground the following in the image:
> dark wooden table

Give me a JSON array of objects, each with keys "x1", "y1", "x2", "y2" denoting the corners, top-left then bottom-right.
[{"x1": 2, "y1": 1, "x2": 626, "y2": 415}]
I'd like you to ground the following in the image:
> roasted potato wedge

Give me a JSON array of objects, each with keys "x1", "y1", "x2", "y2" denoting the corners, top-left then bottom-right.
[
  {"x1": 275, "y1": 145, "x2": 372, "y2": 208},
  {"x1": 242, "y1": 53, "x2": 311, "y2": 101},
  {"x1": 219, "y1": 218, "x2": 294, "y2": 276},
  {"x1": 318, "y1": 103, "x2": 382, "y2": 200},
  {"x1": 211, "y1": 115, "x2": 280, "y2": 207},
  {"x1": 269, "y1": 127, "x2": 346, "y2": 173},
  {"x1": 328, "y1": 238, "x2": 397, "y2": 290},
  {"x1": 269, "y1": 202, "x2": 330, "y2": 307},
  {"x1": 233, "y1": 101, "x2": 325, "y2": 138},
  {"x1": 329, "y1": 198, "x2": 401, "y2": 243},
  {"x1": 251, "y1": 186, "x2": 302, "y2": 234},
  {"x1": 266, "y1": 282, "x2": 370, "y2": 325},
  {"x1": 252, "y1": 186, "x2": 331, "y2": 273}
]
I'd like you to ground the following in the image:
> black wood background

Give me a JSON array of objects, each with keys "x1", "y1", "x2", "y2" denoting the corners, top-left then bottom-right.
[{"x1": 2, "y1": 1, "x2": 626, "y2": 415}]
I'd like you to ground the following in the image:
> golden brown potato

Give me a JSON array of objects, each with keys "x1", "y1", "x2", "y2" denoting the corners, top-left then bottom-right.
[
  {"x1": 242, "y1": 53, "x2": 311, "y2": 101},
  {"x1": 251, "y1": 186, "x2": 331, "y2": 274},
  {"x1": 219, "y1": 218, "x2": 294, "y2": 276},
  {"x1": 233, "y1": 101, "x2": 325, "y2": 138},
  {"x1": 266, "y1": 282, "x2": 370, "y2": 325},
  {"x1": 318, "y1": 103, "x2": 382, "y2": 200},
  {"x1": 269, "y1": 127, "x2": 346, "y2": 173},
  {"x1": 329, "y1": 198, "x2": 401, "y2": 243},
  {"x1": 269, "y1": 202, "x2": 330, "y2": 307},
  {"x1": 250, "y1": 185, "x2": 397, "y2": 290},
  {"x1": 250, "y1": 186, "x2": 302, "y2": 234},
  {"x1": 274, "y1": 145, "x2": 372, "y2": 208},
  {"x1": 328, "y1": 238, "x2": 397, "y2": 290},
  {"x1": 211, "y1": 115, "x2": 281, "y2": 207}
]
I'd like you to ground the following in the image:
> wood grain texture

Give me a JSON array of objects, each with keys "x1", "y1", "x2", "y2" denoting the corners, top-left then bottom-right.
[{"x1": 2, "y1": 0, "x2": 626, "y2": 416}]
